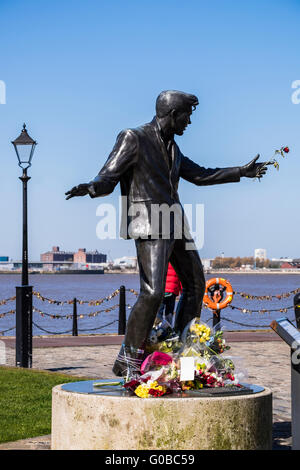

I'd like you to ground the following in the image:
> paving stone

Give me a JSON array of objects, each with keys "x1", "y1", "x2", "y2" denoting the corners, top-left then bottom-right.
[{"x1": 0, "y1": 435, "x2": 51, "y2": 450}]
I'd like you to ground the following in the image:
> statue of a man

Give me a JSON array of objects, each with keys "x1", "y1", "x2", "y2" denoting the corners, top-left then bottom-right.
[{"x1": 66, "y1": 90, "x2": 267, "y2": 377}]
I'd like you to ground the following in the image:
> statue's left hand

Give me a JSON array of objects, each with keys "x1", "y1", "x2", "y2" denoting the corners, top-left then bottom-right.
[
  {"x1": 240, "y1": 154, "x2": 268, "y2": 179},
  {"x1": 65, "y1": 183, "x2": 90, "y2": 200}
]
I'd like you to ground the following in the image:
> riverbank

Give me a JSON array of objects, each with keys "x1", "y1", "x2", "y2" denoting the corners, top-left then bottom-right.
[
  {"x1": 0, "y1": 270, "x2": 105, "y2": 275},
  {"x1": 0, "y1": 269, "x2": 299, "y2": 275},
  {"x1": 209, "y1": 270, "x2": 300, "y2": 275},
  {"x1": 0, "y1": 269, "x2": 136, "y2": 275}
]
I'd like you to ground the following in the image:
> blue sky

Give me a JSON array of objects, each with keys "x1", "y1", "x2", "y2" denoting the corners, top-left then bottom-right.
[{"x1": 0, "y1": 0, "x2": 299, "y2": 261}]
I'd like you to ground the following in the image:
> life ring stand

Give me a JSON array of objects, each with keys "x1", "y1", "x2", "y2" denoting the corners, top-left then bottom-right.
[{"x1": 203, "y1": 277, "x2": 234, "y2": 311}]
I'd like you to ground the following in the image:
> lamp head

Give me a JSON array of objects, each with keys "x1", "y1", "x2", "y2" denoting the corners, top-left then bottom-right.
[{"x1": 11, "y1": 123, "x2": 37, "y2": 169}]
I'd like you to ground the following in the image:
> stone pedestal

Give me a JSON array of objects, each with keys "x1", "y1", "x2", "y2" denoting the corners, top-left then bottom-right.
[{"x1": 51, "y1": 380, "x2": 272, "y2": 450}]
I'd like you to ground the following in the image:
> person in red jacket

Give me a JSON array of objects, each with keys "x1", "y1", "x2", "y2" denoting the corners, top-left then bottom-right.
[{"x1": 155, "y1": 263, "x2": 182, "y2": 326}]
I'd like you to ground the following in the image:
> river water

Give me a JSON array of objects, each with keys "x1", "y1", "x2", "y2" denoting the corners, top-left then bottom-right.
[{"x1": 0, "y1": 273, "x2": 299, "y2": 335}]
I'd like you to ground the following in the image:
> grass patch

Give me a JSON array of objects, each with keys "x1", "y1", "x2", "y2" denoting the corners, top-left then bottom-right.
[{"x1": 0, "y1": 366, "x2": 87, "y2": 443}]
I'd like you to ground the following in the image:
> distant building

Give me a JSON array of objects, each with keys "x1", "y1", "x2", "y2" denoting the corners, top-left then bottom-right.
[
  {"x1": 0, "y1": 264, "x2": 13, "y2": 271},
  {"x1": 40, "y1": 246, "x2": 106, "y2": 271},
  {"x1": 74, "y1": 248, "x2": 106, "y2": 264},
  {"x1": 113, "y1": 256, "x2": 137, "y2": 269},
  {"x1": 281, "y1": 262, "x2": 293, "y2": 269},
  {"x1": 40, "y1": 246, "x2": 74, "y2": 263},
  {"x1": 281, "y1": 259, "x2": 300, "y2": 269},
  {"x1": 0, "y1": 256, "x2": 13, "y2": 271},
  {"x1": 254, "y1": 248, "x2": 267, "y2": 260},
  {"x1": 201, "y1": 259, "x2": 213, "y2": 270},
  {"x1": 271, "y1": 257, "x2": 293, "y2": 263}
]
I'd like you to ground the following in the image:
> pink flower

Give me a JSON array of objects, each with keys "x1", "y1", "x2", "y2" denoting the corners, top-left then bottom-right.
[{"x1": 140, "y1": 351, "x2": 173, "y2": 374}]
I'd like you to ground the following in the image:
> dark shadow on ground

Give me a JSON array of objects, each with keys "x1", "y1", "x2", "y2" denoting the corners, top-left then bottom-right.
[
  {"x1": 272, "y1": 421, "x2": 291, "y2": 450},
  {"x1": 46, "y1": 366, "x2": 86, "y2": 372}
]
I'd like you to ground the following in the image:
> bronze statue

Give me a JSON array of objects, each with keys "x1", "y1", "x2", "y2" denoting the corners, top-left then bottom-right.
[{"x1": 66, "y1": 90, "x2": 267, "y2": 377}]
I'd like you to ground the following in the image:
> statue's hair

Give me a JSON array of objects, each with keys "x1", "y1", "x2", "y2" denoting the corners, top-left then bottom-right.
[{"x1": 156, "y1": 90, "x2": 199, "y2": 118}]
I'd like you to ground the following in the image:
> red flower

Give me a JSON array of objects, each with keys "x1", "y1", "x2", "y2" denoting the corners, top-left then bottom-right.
[
  {"x1": 205, "y1": 375, "x2": 217, "y2": 385},
  {"x1": 123, "y1": 379, "x2": 140, "y2": 392},
  {"x1": 283, "y1": 147, "x2": 289, "y2": 153},
  {"x1": 149, "y1": 388, "x2": 165, "y2": 397}
]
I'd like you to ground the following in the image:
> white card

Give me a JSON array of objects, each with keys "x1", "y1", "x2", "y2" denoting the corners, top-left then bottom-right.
[{"x1": 180, "y1": 357, "x2": 195, "y2": 381}]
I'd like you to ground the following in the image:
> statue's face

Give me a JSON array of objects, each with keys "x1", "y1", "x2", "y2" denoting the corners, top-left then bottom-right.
[{"x1": 173, "y1": 107, "x2": 193, "y2": 135}]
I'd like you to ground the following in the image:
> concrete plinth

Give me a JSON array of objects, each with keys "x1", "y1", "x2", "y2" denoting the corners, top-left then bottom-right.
[{"x1": 51, "y1": 381, "x2": 272, "y2": 450}]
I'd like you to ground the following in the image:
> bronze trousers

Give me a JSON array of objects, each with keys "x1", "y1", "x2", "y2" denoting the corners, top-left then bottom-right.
[{"x1": 124, "y1": 235, "x2": 206, "y2": 349}]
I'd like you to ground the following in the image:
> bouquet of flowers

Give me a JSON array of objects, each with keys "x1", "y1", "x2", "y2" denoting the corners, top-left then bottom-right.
[
  {"x1": 178, "y1": 319, "x2": 229, "y2": 359},
  {"x1": 122, "y1": 318, "x2": 246, "y2": 398},
  {"x1": 124, "y1": 351, "x2": 181, "y2": 397}
]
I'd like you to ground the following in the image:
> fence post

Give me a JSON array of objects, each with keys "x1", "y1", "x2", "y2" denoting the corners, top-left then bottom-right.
[
  {"x1": 15, "y1": 285, "x2": 32, "y2": 368},
  {"x1": 213, "y1": 309, "x2": 221, "y2": 330},
  {"x1": 294, "y1": 293, "x2": 300, "y2": 330},
  {"x1": 118, "y1": 286, "x2": 126, "y2": 335},
  {"x1": 72, "y1": 298, "x2": 78, "y2": 336}
]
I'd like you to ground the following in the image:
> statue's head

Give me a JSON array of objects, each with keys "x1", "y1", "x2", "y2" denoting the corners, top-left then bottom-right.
[{"x1": 156, "y1": 90, "x2": 199, "y2": 136}]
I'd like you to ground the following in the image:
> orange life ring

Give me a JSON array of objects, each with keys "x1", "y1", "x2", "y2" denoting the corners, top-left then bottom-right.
[{"x1": 203, "y1": 277, "x2": 234, "y2": 311}]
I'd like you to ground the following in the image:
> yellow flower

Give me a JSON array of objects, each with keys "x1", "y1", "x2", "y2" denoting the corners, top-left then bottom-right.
[
  {"x1": 134, "y1": 380, "x2": 167, "y2": 398},
  {"x1": 149, "y1": 381, "x2": 160, "y2": 390},
  {"x1": 135, "y1": 384, "x2": 150, "y2": 398},
  {"x1": 190, "y1": 323, "x2": 211, "y2": 341},
  {"x1": 182, "y1": 382, "x2": 191, "y2": 390},
  {"x1": 182, "y1": 380, "x2": 195, "y2": 391}
]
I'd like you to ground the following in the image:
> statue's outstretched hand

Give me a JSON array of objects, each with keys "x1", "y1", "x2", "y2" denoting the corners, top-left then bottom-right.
[
  {"x1": 240, "y1": 154, "x2": 268, "y2": 179},
  {"x1": 65, "y1": 183, "x2": 90, "y2": 200}
]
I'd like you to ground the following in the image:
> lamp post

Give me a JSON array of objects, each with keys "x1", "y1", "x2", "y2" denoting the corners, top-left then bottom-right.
[{"x1": 12, "y1": 124, "x2": 37, "y2": 368}]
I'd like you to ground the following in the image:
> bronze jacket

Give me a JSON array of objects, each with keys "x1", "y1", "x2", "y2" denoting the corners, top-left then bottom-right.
[{"x1": 88, "y1": 117, "x2": 241, "y2": 239}]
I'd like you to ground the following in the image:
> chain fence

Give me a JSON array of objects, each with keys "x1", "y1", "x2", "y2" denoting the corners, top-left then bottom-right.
[{"x1": 0, "y1": 286, "x2": 299, "y2": 335}]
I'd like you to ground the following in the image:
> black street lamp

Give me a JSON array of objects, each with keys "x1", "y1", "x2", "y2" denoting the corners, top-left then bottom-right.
[{"x1": 12, "y1": 124, "x2": 37, "y2": 368}]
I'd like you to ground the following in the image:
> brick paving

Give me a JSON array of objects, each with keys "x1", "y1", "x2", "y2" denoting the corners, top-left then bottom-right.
[{"x1": 0, "y1": 333, "x2": 292, "y2": 450}]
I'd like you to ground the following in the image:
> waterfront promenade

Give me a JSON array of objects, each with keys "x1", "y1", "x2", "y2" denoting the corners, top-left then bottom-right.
[{"x1": 0, "y1": 330, "x2": 292, "y2": 450}]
